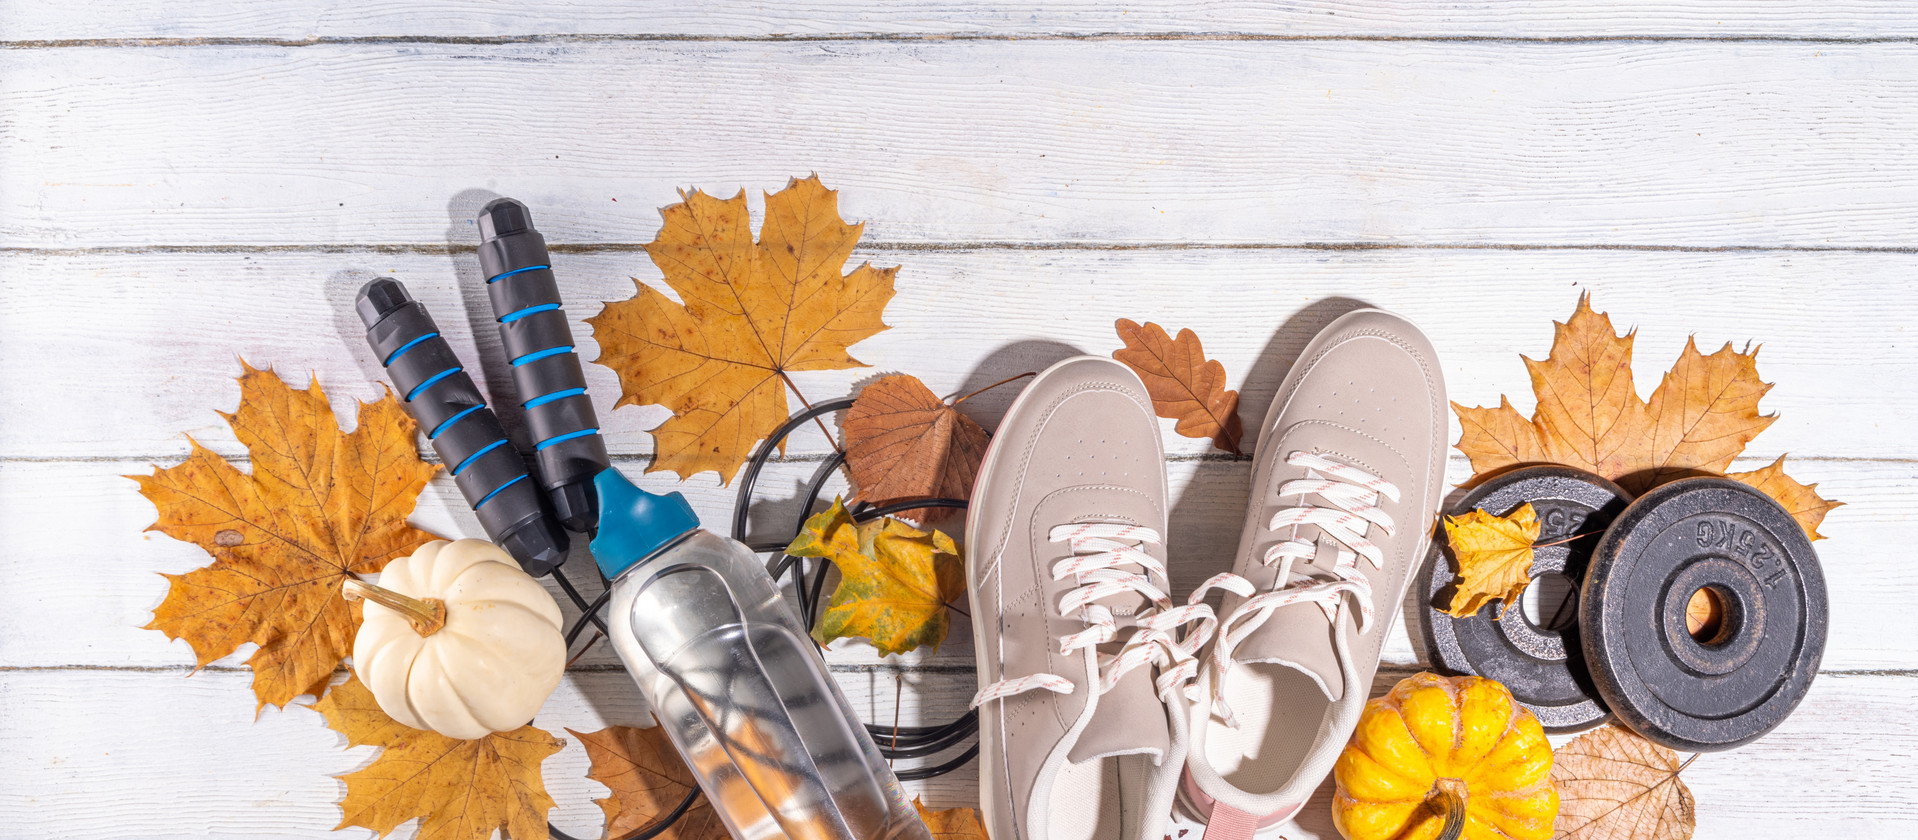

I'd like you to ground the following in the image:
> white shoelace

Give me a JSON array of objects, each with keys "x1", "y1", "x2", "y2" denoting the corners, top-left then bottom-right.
[
  {"x1": 970, "y1": 523, "x2": 1239, "y2": 709},
  {"x1": 1207, "y1": 451, "x2": 1400, "y2": 725}
]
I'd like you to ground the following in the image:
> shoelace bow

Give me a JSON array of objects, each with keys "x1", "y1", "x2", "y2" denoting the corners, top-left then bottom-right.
[
  {"x1": 970, "y1": 523, "x2": 1240, "y2": 709},
  {"x1": 1206, "y1": 451, "x2": 1400, "y2": 727}
]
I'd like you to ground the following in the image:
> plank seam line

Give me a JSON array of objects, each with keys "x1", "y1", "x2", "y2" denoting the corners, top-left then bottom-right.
[
  {"x1": 15, "y1": 454, "x2": 1915, "y2": 466},
  {"x1": 4, "y1": 663, "x2": 1908, "y2": 676},
  {"x1": 14, "y1": 242, "x2": 1918, "y2": 256},
  {"x1": 10, "y1": 34, "x2": 1918, "y2": 49}
]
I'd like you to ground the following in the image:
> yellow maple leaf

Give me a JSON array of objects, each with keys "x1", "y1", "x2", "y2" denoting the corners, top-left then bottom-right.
[
  {"x1": 571, "y1": 726, "x2": 728, "y2": 840},
  {"x1": 1443, "y1": 503, "x2": 1542, "y2": 619},
  {"x1": 314, "y1": 675, "x2": 563, "y2": 840},
  {"x1": 588, "y1": 175, "x2": 898, "y2": 484},
  {"x1": 1453, "y1": 294, "x2": 1837, "y2": 539},
  {"x1": 787, "y1": 498, "x2": 966, "y2": 656},
  {"x1": 134, "y1": 363, "x2": 440, "y2": 708},
  {"x1": 915, "y1": 797, "x2": 991, "y2": 840}
]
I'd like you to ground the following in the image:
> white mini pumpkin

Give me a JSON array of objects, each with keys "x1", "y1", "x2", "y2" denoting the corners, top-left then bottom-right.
[{"x1": 347, "y1": 539, "x2": 566, "y2": 740}]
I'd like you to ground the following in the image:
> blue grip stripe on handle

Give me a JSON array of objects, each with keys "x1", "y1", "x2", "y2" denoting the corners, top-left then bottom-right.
[
  {"x1": 524, "y1": 387, "x2": 586, "y2": 409},
  {"x1": 405, "y1": 367, "x2": 462, "y2": 402},
  {"x1": 473, "y1": 473, "x2": 529, "y2": 509},
  {"x1": 452, "y1": 438, "x2": 509, "y2": 476},
  {"x1": 427, "y1": 404, "x2": 483, "y2": 440},
  {"x1": 535, "y1": 427, "x2": 600, "y2": 451},
  {"x1": 511, "y1": 345, "x2": 575, "y2": 367},
  {"x1": 500, "y1": 303, "x2": 559, "y2": 323},
  {"x1": 383, "y1": 331, "x2": 439, "y2": 365},
  {"x1": 487, "y1": 264, "x2": 551, "y2": 284}
]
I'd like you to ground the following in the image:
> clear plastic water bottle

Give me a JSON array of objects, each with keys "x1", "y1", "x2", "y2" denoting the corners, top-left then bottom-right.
[{"x1": 590, "y1": 468, "x2": 931, "y2": 840}]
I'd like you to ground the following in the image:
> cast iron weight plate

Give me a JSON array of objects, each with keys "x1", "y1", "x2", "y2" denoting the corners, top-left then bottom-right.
[
  {"x1": 1418, "y1": 466, "x2": 1628, "y2": 733},
  {"x1": 1582, "y1": 477, "x2": 1827, "y2": 752}
]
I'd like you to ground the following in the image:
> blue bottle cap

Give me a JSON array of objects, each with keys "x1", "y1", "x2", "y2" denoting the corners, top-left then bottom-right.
[{"x1": 590, "y1": 467, "x2": 701, "y2": 579}]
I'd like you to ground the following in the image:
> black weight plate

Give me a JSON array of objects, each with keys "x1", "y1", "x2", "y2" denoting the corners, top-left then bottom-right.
[
  {"x1": 1582, "y1": 477, "x2": 1827, "y2": 752},
  {"x1": 1417, "y1": 465, "x2": 1628, "y2": 733}
]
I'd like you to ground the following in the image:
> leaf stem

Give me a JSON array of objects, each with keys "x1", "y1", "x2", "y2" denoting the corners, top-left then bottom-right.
[
  {"x1": 779, "y1": 372, "x2": 845, "y2": 456},
  {"x1": 951, "y1": 372, "x2": 1036, "y2": 407},
  {"x1": 342, "y1": 579, "x2": 446, "y2": 637}
]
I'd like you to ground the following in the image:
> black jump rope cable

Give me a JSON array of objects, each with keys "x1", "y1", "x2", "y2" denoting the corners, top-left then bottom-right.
[{"x1": 547, "y1": 397, "x2": 977, "y2": 840}]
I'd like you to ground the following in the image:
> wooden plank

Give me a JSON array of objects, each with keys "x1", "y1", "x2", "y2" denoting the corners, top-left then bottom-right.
[
  {"x1": 3, "y1": 667, "x2": 1911, "y2": 838},
  {"x1": 2, "y1": 249, "x2": 1908, "y2": 461},
  {"x1": 10, "y1": 0, "x2": 1918, "y2": 41},
  {"x1": 5, "y1": 455, "x2": 1905, "y2": 672},
  {"x1": 0, "y1": 668, "x2": 981, "y2": 839},
  {"x1": 11, "y1": 42, "x2": 1918, "y2": 249}
]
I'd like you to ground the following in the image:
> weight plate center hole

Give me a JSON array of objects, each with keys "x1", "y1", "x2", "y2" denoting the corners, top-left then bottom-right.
[
  {"x1": 1522, "y1": 571, "x2": 1579, "y2": 632},
  {"x1": 1686, "y1": 584, "x2": 1736, "y2": 647}
]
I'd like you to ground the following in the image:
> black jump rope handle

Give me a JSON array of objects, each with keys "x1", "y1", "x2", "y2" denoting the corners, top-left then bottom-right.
[
  {"x1": 355, "y1": 278, "x2": 571, "y2": 576},
  {"x1": 353, "y1": 198, "x2": 612, "y2": 576},
  {"x1": 476, "y1": 198, "x2": 610, "y2": 536}
]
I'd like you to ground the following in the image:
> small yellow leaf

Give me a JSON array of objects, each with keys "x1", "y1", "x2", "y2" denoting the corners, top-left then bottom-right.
[
  {"x1": 314, "y1": 675, "x2": 563, "y2": 840},
  {"x1": 914, "y1": 797, "x2": 991, "y2": 840},
  {"x1": 1442, "y1": 503, "x2": 1542, "y2": 619},
  {"x1": 787, "y1": 497, "x2": 966, "y2": 656}
]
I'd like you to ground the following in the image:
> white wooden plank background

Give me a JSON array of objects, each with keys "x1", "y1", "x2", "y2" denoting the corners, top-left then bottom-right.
[{"x1": 4, "y1": 3, "x2": 1914, "y2": 839}]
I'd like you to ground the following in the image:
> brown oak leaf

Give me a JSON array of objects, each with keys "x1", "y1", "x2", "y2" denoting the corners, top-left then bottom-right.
[
  {"x1": 843, "y1": 374, "x2": 990, "y2": 524},
  {"x1": 1442, "y1": 503, "x2": 1542, "y2": 619},
  {"x1": 134, "y1": 363, "x2": 439, "y2": 708},
  {"x1": 915, "y1": 798, "x2": 990, "y2": 840},
  {"x1": 571, "y1": 725, "x2": 727, "y2": 840},
  {"x1": 587, "y1": 175, "x2": 898, "y2": 484},
  {"x1": 316, "y1": 675, "x2": 564, "y2": 840},
  {"x1": 787, "y1": 498, "x2": 966, "y2": 656},
  {"x1": 1550, "y1": 725, "x2": 1696, "y2": 840},
  {"x1": 1453, "y1": 294, "x2": 1837, "y2": 539},
  {"x1": 1113, "y1": 319, "x2": 1244, "y2": 454}
]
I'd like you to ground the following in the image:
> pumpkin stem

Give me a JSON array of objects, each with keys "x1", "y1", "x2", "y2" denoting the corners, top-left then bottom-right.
[
  {"x1": 1432, "y1": 778, "x2": 1468, "y2": 840},
  {"x1": 342, "y1": 579, "x2": 446, "y2": 637}
]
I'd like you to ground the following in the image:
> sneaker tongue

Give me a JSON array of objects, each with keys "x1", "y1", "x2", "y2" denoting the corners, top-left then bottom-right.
[
  {"x1": 1232, "y1": 604, "x2": 1346, "y2": 701},
  {"x1": 1068, "y1": 661, "x2": 1170, "y2": 764}
]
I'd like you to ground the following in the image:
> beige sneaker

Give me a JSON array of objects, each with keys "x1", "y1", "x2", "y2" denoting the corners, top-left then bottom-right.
[
  {"x1": 967, "y1": 356, "x2": 1232, "y2": 840},
  {"x1": 1180, "y1": 310, "x2": 1447, "y2": 838}
]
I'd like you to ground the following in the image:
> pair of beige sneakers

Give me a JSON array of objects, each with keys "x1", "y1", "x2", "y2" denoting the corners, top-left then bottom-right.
[{"x1": 966, "y1": 310, "x2": 1447, "y2": 840}]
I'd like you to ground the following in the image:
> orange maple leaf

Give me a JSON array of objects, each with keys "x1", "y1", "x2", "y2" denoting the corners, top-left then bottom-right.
[
  {"x1": 571, "y1": 725, "x2": 728, "y2": 840},
  {"x1": 134, "y1": 363, "x2": 440, "y2": 707},
  {"x1": 1113, "y1": 318, "x2": 1244, "y2": 454},
  {"x1": 1453, "y1": 295, "x2": 1838, "y2": 538},
  {"x1": 843, "y1": 374, "x2": 991, "y2": 524},
  {"x1": 588, "y1": 175, "x2": 898, "y2": 484},
  {"x1": 316, "y1": 675, "x2": 564, "y2": 840}
]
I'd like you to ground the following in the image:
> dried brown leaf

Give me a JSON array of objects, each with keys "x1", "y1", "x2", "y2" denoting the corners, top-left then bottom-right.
[
  {"x1": 134, "y1": 363, "x2": 439, "y2": 708},
  {"x1": 843, "y1": 374, "x2": 989, "y2": 524},
  {"x1": 1113, "y1": 318, "x2": 1244, "y2": 454},
  {"x1": 1551, "y1": 725, "x2": 1696, "y2": 840},
  {"x1": 587, "y1": 175, "x2": 898, "y2": 484},
  {"x1": 572, "y1": 726, "x2": 727, "y2": 840}
]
